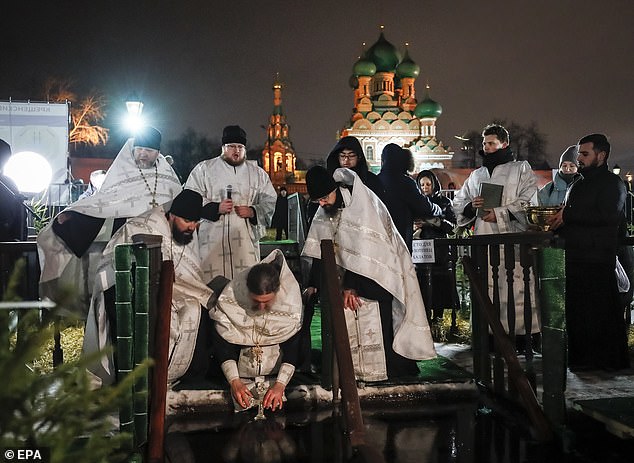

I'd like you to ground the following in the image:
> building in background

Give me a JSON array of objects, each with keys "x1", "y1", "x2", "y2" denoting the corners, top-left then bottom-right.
[
  {"x1": 340, "y1": 28, "x2": 453, "y2": 173},
  {"x1": 261, "y1": 75, "x2": 300, "y2": 191}
]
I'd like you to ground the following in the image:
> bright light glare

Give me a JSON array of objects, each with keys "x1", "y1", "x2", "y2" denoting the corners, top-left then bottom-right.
[
  {"x1": 125, "y1": 114, "x2": 146, "y2": 133},
  {"x1": 4, "y1": 151, "x2": 52, "y2": 193},
  {"x1": 125, "y1": 100, "x2": 144, "y2": 117}
]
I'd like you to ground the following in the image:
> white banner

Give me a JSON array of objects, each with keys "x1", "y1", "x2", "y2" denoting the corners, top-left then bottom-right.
[
  {"x1": 0, "y1": 101, "x2": 69, "y2": 184},
  {"x1": 412, "y1": 239, "x2": 435, "y2": 264}
]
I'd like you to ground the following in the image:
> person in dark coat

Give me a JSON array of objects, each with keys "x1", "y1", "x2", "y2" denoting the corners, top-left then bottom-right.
[
  {"x1": 270, "y1": 186, "x2": 288, "y2": 240},
  {"x1": 377, "y1": 144, "x2": 441, "y2": 252},
  {"x1": 326, "y1": 136, "x2": 387, "y2": 204},
  {"x1": 549, "y1": 133, "x2": 630, "y2": 372},
  {"x1": 413, "y1": 170, "x2": 459, "y2": 326}
]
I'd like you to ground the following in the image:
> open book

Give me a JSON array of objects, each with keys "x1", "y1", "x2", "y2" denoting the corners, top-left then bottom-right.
[{"x1": 477, "y1": 182, "x2": 504, "y2": 217}]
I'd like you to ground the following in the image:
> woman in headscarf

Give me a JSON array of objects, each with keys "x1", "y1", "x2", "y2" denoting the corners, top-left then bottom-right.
[{"x1": 413, "y1": 170, "x2": 459, "y2": 332}]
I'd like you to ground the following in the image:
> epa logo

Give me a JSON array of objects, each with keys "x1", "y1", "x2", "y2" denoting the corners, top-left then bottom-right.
[{"x1": 3, "y1": 448, "x2": 48, "y2": 461}]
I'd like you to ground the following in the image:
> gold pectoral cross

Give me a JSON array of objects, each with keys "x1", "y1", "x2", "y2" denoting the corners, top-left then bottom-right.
[
  {"x1": 252, "y1": 345, "x2": 263, "y2": 364},
  {"x1": 149, "y1": 199, "x2": 159, "y2": 207}
]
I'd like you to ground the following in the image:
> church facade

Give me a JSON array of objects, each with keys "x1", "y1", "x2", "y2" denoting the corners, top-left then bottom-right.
[{"x1": 340, "y1": 29, "x2": 454, "y2": 173}]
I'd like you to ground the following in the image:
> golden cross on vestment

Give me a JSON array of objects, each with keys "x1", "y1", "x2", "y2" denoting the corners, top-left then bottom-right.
[{"x1": 252, "y1": 345, "x2": 264, "y2": 364}]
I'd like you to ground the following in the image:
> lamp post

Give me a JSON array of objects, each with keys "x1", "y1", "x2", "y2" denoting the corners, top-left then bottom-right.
[
  {"x1": 613, "y1": 164, "x2": 621, "y2": 176},
  {"x1": 125, "y1": 93, "x2": 144, "y2": 133}
]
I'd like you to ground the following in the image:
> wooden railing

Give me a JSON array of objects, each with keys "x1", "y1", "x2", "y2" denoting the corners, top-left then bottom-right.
[{"x1": 437, "y1": 232, "x2": 565, "y2": 438}]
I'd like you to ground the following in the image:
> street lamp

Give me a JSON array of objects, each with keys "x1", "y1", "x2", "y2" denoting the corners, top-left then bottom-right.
[
  {"x1": 613, "y1": 164, "x2": 621, "y2": 176},
  {"x1": 125, "y1": 93, "x2": 144, "y2": 133}
]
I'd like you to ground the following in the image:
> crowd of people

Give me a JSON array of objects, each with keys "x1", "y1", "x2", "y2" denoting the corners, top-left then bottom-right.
[{"x1": 9, "y1": 120, "x2": 628, "y2": 414}]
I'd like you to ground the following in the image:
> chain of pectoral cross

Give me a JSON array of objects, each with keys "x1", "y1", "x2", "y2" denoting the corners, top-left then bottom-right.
[{"x1": 138, "y1": 163, "x2": 159, "y2": 207}]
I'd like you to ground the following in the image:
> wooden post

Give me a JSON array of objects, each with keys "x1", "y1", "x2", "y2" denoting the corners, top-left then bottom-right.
[
  {"x1": 320, "y1": 240, "x2": 385, "y2": 463},
  {"x1": 147, "y1": 260, "x2": 174, "y2": 463}
]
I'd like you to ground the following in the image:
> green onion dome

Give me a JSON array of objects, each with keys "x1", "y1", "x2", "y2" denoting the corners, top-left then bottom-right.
[
  {"x1": 396, "y1": 49, "x2": 420, "y2": 79},
  {"x1": 414, "y1": 92, "x2": 443, "y2": 118},
  {"x1": 366, "y1": 31, "x2": 402, "y2": 73}
]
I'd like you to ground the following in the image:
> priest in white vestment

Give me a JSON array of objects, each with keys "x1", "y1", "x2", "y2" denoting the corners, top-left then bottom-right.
[
  {"x1": 452, "y1": 124, "x2": 539, "y2": 338},
  {"x1": 83, "y1": 189, "x2": 215, "y2": 387},
  {"x1": 37, "y1": 127, "x2": 182, "y2": 316},
  {"x1": 209, "y1": 249, "x2": 303, "y2": 411},
  {"x1": 302, "y1": 166, "x2": 436, "y2": 381},
  {"x1": 184, "y1": 125, "x2": 276, "y2": 282}
]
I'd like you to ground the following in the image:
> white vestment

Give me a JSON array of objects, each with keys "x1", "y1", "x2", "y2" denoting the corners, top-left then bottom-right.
[
  {"x1": 453, "y1": 161, "x2": 540, "y2": 334},
  {"x1": 302, "y1": 168, "x2": 436, "y2": 361},
  {"x1": 185, "y1": 157, "x2": 277, "y2": 281},
  {"x1": 452, "y1": 161, "x2": 536, "y2": 234},
  {"x1": 209, "y1": 249, "x2": 303, "y2": 379},
  {"x1": 82, "y1": 207, "x2": 213, "y2": 386},
  {"x1": 37, "y1": 139, "x2": 182, "y2": 315}
]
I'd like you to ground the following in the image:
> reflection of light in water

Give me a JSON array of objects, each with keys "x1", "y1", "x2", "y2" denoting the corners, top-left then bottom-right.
[
  {"x1": 222, "y1": 418, "x2": 297, "y2": 463},
  {"x1": 165, "y1": 402, "x2": 601, "y2": 462},
  {"x1": 4, "y1": 151, "x2": 52, "y2": 193}
]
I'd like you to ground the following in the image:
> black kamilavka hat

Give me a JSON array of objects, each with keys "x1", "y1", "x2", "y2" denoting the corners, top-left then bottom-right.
[
  {"x1": 306, "y1": 165, "x2": 337, "y2": 200},
  {"x1": 169, "y1": 189, "x2": 202, "y2": 221}
]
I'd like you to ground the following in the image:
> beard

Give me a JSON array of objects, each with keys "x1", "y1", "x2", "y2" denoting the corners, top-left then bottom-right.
[
  {"x1": 222, "y1": 152, "x2": 246, "y2": 167},
  {"x1": 172, "y1": 223, "x2": 194, "y2": 245},
  {"x1": 322, "y1": 203, "x2": 339, "y2": 217},
  {"x1": 322, "y1": 189, "x2": 344, "y2": 217},
  {"x1": 579, "y1": 159, "x2": 599, "y2": 171},
  {"x1": 136, "y1": 159, "x2": 156, "y2": 169}
]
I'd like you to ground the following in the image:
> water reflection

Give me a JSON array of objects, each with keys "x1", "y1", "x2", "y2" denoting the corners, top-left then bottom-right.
[
  {"x1": 164, "y1": 401, "x2": 625, "y2": 462},
  {"x1": 222, "y1": 418, "x2": 298, "y2": 463},
  {"x1": 165, "y1": 402, "x2": 481, "y2": 463}
]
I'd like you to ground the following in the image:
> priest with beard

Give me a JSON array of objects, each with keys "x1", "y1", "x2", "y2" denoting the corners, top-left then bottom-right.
[
  {"x1": 302, "y1": 166, "x2": 436, "y2": 380},
  {"x1": 184, "y1": 125, "x2": 277, "y2": 281},
  {"x1": 83, "y1": 189, "x2": 218, "y2": 387},
  {"x1": 37, "y1": 127, "x2": 182, "y2": 316}
]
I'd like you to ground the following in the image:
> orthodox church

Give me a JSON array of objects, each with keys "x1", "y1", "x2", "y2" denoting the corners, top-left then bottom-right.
[{"x1": 340, "y1": 28, "x2": 454, "y2": 172}]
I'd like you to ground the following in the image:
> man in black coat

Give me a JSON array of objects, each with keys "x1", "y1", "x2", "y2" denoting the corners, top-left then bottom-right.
[
  {"x1": 378, "y1": 144, "x2": 441, "y2": 252},
  {"x1": 549, "y1": 133, "x2": 630, "y2": 371}
]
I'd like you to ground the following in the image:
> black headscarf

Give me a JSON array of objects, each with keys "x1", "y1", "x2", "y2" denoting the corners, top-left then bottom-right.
[{"x1": 416, "y1": 169, "x2": 441, "y2": 197}]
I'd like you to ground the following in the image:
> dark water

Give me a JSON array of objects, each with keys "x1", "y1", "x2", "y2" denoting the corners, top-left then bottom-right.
[{"x1": 164, "y1": 400, "x2": 634, "y2": 463}]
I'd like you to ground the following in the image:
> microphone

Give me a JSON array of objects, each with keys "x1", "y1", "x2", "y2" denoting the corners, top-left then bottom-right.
[{"x1": 226, "y1": 185, "x2": 233, "y2": 200}]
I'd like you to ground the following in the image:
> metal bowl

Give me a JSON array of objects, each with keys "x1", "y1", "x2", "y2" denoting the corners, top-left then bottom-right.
[{"x1": 525, "y1": 206, "x2": 560, "y2": 231}]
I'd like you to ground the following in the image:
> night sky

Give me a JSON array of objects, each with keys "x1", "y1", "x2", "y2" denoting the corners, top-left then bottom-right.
[{"x1": 3, "y1": 0, "x2": 634, "y2": 174}]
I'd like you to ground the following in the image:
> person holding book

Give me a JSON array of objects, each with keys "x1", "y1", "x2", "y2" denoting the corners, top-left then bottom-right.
[
  {"x1": 453, "y1": 124, "x2": 539, "y2": 345},
  {"x1": 453, "y1": 124, "x2": 537, "y2": 234}
]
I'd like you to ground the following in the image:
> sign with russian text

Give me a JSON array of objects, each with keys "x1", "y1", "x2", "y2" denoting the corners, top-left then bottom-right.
[
  {"x1": 0, "y1": 101, "x2": 69, "y2": 185},
  {"x1": 412, "y1": 239, "x2": 435, "y2": 264}
]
